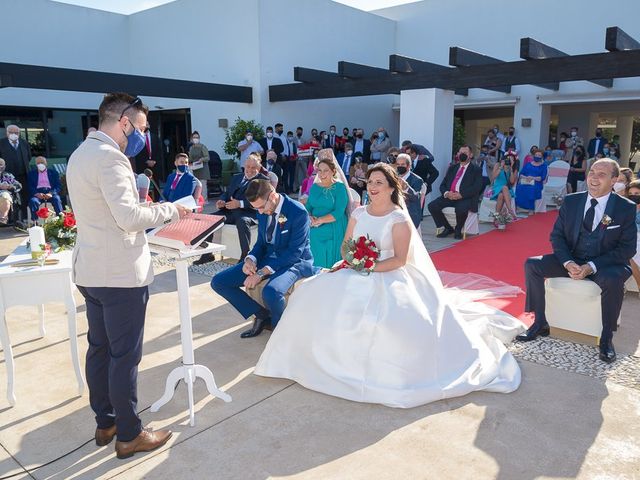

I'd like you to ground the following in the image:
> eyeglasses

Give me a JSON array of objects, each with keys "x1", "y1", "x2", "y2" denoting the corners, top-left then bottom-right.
[{"x1": 119, "y1": 97, "x2": 142, "y2": 120}]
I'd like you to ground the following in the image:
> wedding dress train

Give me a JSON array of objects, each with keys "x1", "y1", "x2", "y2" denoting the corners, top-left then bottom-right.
[{"x1": 254, "y1": 206, "x2": 526, "y2": 408}]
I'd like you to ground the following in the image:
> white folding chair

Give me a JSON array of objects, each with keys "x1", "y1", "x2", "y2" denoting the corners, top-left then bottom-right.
[{"x1": 543, "y1": 160, "x2": 570, "y2": 206}]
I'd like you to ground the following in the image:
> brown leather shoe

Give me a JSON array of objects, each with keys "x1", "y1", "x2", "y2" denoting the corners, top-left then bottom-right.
[
  {"x1": 95, "y1": 425, "x2": 117, "y2": 447},
  {"x1": 115, "y1": 428, "x2": 172, "y2": 459}
]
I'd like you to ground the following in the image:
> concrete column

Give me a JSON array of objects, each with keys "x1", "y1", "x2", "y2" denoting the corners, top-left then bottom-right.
[
  {"x1": 616, "y1": 115, "x2": 634, "y2": 167},
  {"x1": 513, "y1": 95, "x2": 551, "y2": 157},
  {"x1": 400, "y1": 88, "x2": 454, "y2": 193}
]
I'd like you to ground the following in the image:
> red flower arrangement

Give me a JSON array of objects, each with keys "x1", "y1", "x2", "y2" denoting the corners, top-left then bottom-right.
[
  {"x1": 35, "y1": 207, "x2": 77, "y2": 251},
  {"x1": 332, "y1": 235, "x2": 380, "y2": 275}
]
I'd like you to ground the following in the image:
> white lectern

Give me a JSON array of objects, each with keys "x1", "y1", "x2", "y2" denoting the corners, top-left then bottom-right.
[{"x1": 149, "y1": 243, "x2": 232, "y2": 426}]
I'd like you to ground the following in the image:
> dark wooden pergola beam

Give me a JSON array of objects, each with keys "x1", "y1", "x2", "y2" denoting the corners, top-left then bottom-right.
[
  {"x1": 448, "y1": 47, "x2": 511, "y2": 93},
  {"x1": 338, "y1": 61, "x2": 394, "y2": 78},
  {"x1": 293, "y1": 67, "x2": 344, "y2": 83},
  {"x1": 520, "y1": 37, "x2": 610, "y2": 88},
  {"x1": 269, "y1": 49, "x2": 640, "y2": 102},
  {"x1": 605, "y1": 26, "x2": 640, "y2": 52},
  {"x1": 388, "y1": 55, "x2": 468, "y2": 96},
  {"x1": 0, "y1": 62, "x2": 253, "y2": 103}
]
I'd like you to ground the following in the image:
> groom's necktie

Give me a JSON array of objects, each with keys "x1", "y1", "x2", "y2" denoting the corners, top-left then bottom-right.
[
  {"x1": 583, "y1": 198, "x2": 598, "y2": 232},
  {"x1": 266, "y1": 213, "x2": 277, "y2": 243}
]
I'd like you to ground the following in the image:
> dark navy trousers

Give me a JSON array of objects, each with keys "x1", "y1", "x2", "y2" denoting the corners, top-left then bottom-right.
[{"x1": 77, "y1": 285, "x2": 148, "y2": 442}]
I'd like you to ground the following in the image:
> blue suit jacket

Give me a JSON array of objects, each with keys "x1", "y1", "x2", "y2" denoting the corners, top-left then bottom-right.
[
  {"x1": 551, "y1": 191, "x2": 637, "y2": 271},
  {"x1": 28, "y1": 168, "x2": 61, "y2": 196},
  {"x1": 248, "y1": 195, "x2": 314, "y2": 276},
  {"x1": 163, "y1": 171, "x2": 197, "y2": 202}
]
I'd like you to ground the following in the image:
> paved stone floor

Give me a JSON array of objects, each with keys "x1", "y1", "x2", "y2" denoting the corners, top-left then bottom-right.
[{"x1": 0, "y1": 213, "x2": 638, "y2": 480}]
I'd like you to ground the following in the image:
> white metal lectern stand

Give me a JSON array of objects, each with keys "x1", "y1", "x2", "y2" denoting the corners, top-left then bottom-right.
[{"x1": 149, "y1": 243, "x2": 232, "y2": 426}]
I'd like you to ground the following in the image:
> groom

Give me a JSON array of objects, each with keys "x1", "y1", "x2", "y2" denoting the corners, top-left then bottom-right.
[
  {"x1": 517, "y1": 159, "x2": 637, "y2": 363},
  {"x1": 211, "y1": 179, "x2": 315, "y2": 338}
]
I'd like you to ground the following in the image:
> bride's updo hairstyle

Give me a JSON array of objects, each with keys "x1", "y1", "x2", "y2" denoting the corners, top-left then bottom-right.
[{"x1": 366, "y1": 162, "x2": 404, "y2": 207}]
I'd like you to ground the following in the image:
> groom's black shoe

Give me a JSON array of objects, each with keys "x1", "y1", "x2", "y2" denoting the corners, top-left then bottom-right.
[
  {"x1": 599, "y1": 340, "x2": 616, "y2": 364},
  {"x1": 436, "y1": 227, "x2": 454, "y2": 238},
  {"x1": 240, "y1": 310, "x2": 271, "y2": 338},
  {"x1": 515, "y1": 323, "x2": 550, "y2": 342}
]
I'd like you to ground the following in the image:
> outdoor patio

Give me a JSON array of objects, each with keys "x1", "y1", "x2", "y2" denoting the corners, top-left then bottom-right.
[{"x1": 0, "y1": 221, "x2": 639, "y2": 480}]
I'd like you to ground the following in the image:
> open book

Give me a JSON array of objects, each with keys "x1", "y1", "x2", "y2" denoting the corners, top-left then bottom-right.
[{"x1": 148, "y1": 213, "x2": 225, "y2": 250}]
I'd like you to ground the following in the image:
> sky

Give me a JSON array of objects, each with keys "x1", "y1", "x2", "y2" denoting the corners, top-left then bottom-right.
[{"x1": 52, "y1": 0, "x2": 421, "y2": 15}]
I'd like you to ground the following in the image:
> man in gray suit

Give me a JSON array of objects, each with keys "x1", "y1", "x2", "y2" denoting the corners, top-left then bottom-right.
[
  {"x1": 67, "y1": 93, "x2": 190, "y2": 459},
  {"x1": 395, "y1": 153, "x2": 424, "y2": 229}
]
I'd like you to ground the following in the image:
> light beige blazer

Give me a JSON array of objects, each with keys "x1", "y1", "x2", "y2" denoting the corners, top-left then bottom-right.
[{"x1": 66, "y1": 131, "x2": 178, "y2": 288}]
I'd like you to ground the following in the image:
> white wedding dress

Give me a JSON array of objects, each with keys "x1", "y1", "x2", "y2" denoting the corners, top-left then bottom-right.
[{"x1": 254, "y1": 206, "x2": 526, "y2": 408}]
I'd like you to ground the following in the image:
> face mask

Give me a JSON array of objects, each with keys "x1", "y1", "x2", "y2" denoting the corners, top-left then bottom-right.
[
  {"x1": 627, "y1": 194, "x2": 640, "y2": 205},
  {"x1": 246, "y1": 135, "x2": 253, "y2": 142},
  {"x1": 613, "y1": 182, "x2": 626, "y2": 193},
  {"x1": 37, "y1": 163, "x2": 47, "y2": 172},
  {"x1": 330, "y1": 129, "x2": 336, "y2": 134},
  {"x1": 493, "y1": 128, "x2": 498, "y2": 134},
  {"x1": 346, "y1": 150, "x2": 353, "y2": 156},
  {"x1": 509, "y1": 131, "x2": 514, "y2": 136},
  {"x1": 297, "y1": 133, "x2": 302, "y2": 138},
  {"x1": 534, "y1": 156, "x2": 543, "y2": 162},
  {"x1": 458, "y1": 153, "x2": 468, "y2": 163},
  {"x1": 323, "y1": 134, "x2": 328, "y2": 140},
  {"x1": 267, "y1": 158, "x2": 275, "y2": 165},
  {"x1": 192, "y1": 138, "x2": 199, "y2": 144},
  {"x1": 603, "y1": 148, "x2": 610, "y2": 155},
  {"x1": 595, "y1": 132, "x2": 602, "y2": 138},
  {"x1": 276, "y1": 130, "x2": 283, "y2": 135},
  {"x1": 571, "y1": 131, "x2": 577, "y2": 137},
  {"x1": 356, "y1": 134, "x2": 363, "y2": 139},
  {"x1": 177, "y1": 165, "x2": 188, "y2": 173},
  {"x1": 397, "y1": 166, "x2": 408, "y2": 175},
  {"x1": 287, "y1": 136, "x2": 293, "y2": 141},
  {"x1": 123, "y1": 122, "x2": 146, "y2": 157},
  {"x1": 266, "y1": 132, "x2": 273, "y2": 139},
  {"x1": 378, "y1": 132, "x2": 385, "y2": 140},
  {"x1": 8, "y1": 133, "x2": 19, "y2": 142}
]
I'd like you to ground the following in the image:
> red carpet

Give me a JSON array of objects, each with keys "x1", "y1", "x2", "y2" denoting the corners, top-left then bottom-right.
[{"x1": 430, "y1": 211, "x2": 558, "y2": 325}]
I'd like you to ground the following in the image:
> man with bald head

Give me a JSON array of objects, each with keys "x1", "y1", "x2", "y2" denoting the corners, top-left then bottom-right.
[
  {"x1": 27, "y1": 156, "x2": 63, "y2": 219},
  {"x1": 0, "y1": 124, "x2": 32, "y2": 220},
  {"x1": 518, "y1": 159, "x2": 637, "y2": 364}
]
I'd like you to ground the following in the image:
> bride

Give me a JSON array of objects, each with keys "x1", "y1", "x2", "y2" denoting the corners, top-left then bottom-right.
[{"x1": 255, "y1": 163, "x2": 525, "y2": 408}]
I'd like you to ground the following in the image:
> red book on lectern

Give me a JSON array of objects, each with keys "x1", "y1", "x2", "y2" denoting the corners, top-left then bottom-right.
[{"x1": 148, "y1": 214, "x2": 225, "y2": 250}]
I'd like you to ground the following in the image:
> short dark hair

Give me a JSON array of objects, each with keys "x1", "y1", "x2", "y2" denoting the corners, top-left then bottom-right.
[
  {"x1": 274, "y1": 123, "x2": 283, "y2": 129},
  {"x1": 296, "y1": 126, "x2": 303, "y2": 131},
  {"x1": 407, "y1": 146, "x2": 419, "y2": 155},
  {"x1": 401, "y1": 140, "x2": 412, "y2": 148},
  {"x1": 287, "y1": 131, "x2": 293, "y2": 135},
  {"x1": 266, "y1": 126, "x2": 273, "y2": 131},
  {"x1": 245, "y1": 179, "x2": 274, "y2": 203},
  {"x1": 192, "y1": 131, "x2": 200, "y2": 137},
  {"x1": 98, "y1": 92, "x2": 148, "y2": 126}
]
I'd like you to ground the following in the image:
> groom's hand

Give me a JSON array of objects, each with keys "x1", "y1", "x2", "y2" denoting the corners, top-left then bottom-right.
[
  {"x1": 243, "y1": 274, "x2": 262, "y2": 289},
  {"x1": 243, "y1": 258, "x2": 257, "y2": 276}
]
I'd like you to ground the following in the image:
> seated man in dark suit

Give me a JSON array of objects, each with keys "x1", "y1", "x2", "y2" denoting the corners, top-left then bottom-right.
[
  {"x1": 194, "y1": 152, "x2": 268, "y2": 265},
  {"x1": 517, "y1": 159, "x2": 637, "y2": 363},
  {"x1": 162, "y1": 153, "x2": 198, "y2": 203},
  {"x1": 394, "y1": 153, "x2": 424, "y2": 229},
  {"x1": 428, "y1": 146, "x2": 482, "y2": 240},
  {"x1": 28, "y1": 156, "x2": 63, "y2": 219}
]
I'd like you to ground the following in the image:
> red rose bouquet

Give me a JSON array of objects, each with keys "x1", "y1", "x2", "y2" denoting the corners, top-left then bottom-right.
[
  {"x1": 36, "y1": 207, "x2": 77, "y2": 251},
  {"x1": 332, "y1": 235, "x2": 380, "y2": 275}
]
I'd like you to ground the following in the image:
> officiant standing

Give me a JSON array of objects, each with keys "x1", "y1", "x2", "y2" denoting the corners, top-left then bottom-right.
[{"x1": 67, "y1": 93, "x2": 190, "y2": 459}]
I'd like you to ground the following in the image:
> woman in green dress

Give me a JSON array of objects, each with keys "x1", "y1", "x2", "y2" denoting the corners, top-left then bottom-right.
[{"x1": 305, "y1": 150, "x2": 349, "y2": 268}]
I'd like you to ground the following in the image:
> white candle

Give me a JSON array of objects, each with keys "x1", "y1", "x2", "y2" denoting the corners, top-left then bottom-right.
[{"x1": 29, "y1": 226, "x2": 46, "y2": 254}]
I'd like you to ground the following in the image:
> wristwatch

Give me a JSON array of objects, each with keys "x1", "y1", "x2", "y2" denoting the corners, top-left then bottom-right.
[{"x1": 256, "y1": 268, "x2": 266, "y2": 278}]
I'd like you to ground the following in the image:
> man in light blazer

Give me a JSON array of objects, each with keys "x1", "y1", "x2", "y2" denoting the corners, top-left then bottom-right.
[{"x1": 66, "y1": 93, "x2": 190, "y2": 459}]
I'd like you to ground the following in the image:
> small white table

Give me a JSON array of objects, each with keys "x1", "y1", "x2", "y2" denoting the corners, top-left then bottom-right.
[
  {"x1": 0, "y1": 242, "x2": 85, "y2": 406},
  {"x1": 149, "y1": 243, "x2": 232, "y2": 426}
]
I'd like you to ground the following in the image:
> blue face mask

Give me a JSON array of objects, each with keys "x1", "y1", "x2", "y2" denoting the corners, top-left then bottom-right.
[
  {"x1": 177, "y1": 165, "x2": 188, "y2": 173},
  {"x1": 123, "y1": 121, "x2": 146, "y2": 157}
]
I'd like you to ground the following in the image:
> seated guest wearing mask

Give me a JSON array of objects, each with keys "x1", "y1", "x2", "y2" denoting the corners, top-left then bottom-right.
[
  {"x1": 163, "y1": 153, "x2": 198, "y2": 203},
  {"x1": 0, "y1": 158, "x2": 22, "y2": 225},
  {"x1": 264, "y1": 149, "x2": 284, "y2": 192},
  {"x1": 337, "y1": 142, "x2": 354, "y2": 179},
  {"x1": 28, "y1": 156, "x2": 63, "y2": 219},
  {"x1": 614, "y1": 167, "x2": 634, "y2": 196},
  {"x1": 394, "y1": 153, "x2": 424, "y2": 229},
  {"x1": 349, "y1": 153, "x2": 368, "y2": 198},
  {"x1": 195, "y1": 153, "x2": 268, "y2": 265},
  {"x1": 352, "y1": 129, "x2": 371, "y2": 164},
  {"x1": 428, "y1": 146, "x2": 482, "y2": 240}
]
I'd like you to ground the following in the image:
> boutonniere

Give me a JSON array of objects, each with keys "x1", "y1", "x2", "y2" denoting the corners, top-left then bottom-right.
[
  {"x1": 601, "y1": 215, "x2": 613, "y2": 227},
  {"x1": 277, "y1": 214, "x2": 287, "y2": 228}
]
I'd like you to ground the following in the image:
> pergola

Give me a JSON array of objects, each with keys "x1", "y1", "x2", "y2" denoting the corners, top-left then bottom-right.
[{"x1": 268, "y1": 26, "x2": 639, "y2": 179}]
